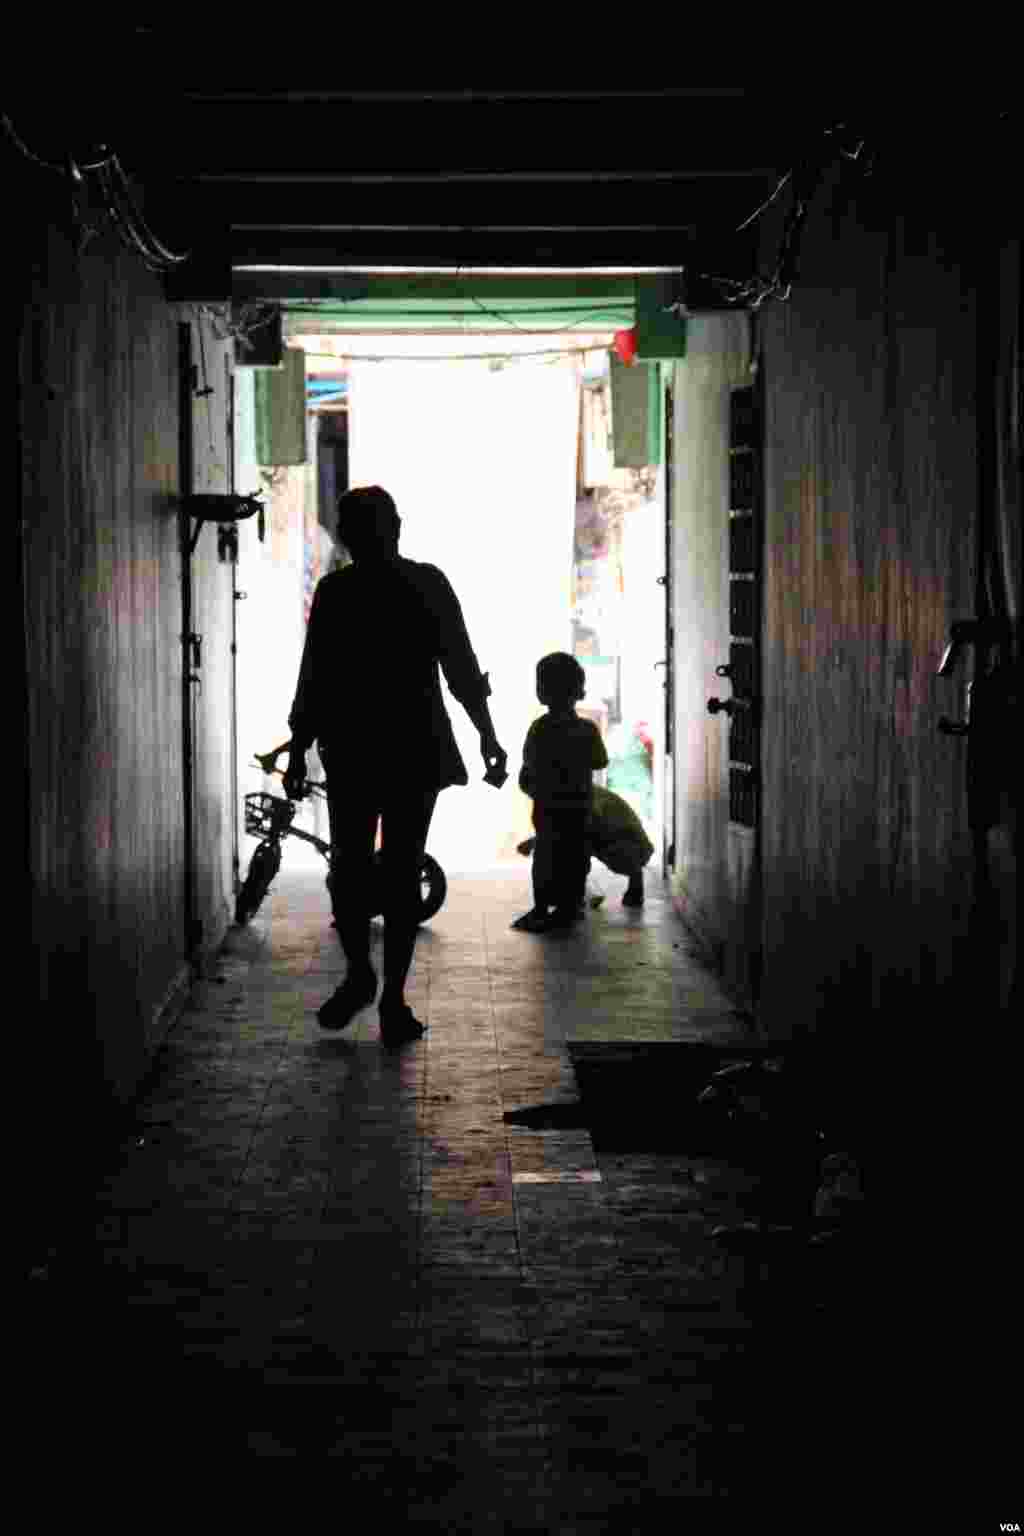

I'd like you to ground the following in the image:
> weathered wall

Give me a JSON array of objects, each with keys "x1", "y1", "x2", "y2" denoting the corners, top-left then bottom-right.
[
  {"x1": 234, "y1": 372, "x2": 329, "y2": 850},
  {"x1": 19, "y1": 213, "x2": 234, "y2": 1117},
  {"x1": 188, "y1": 312, "x2": 237, "y2": 949},
  {"x1": 756, "y1": 161, "x2": 978, "y2": 1042},
  {"x1": 669, "y1": 315, "x2": 755, "y2": 1000}
]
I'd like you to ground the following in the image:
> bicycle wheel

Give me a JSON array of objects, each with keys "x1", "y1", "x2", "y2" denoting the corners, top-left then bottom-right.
[
  {"x1": 417, "y1": 854, "x2": 447, "y2": 924},
  {"x1": 366, "y1": 851, "x2": 447, "y2": 925},
  {"x1": 235, "y1": 840, "x2": 282, "y2": 923}
]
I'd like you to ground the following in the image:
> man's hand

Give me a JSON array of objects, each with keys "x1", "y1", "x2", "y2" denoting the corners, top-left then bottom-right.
[
  {"x1": 283, "y1": 750, "x2": 308, "y2": 801},
  {"x1": 481, "y1": 733, "x2": 508, "y2": 788}
]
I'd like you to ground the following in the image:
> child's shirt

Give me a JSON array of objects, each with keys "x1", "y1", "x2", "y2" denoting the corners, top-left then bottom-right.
[{"x1": 520, "y1": 712, "x2": 608, "y2": 811}]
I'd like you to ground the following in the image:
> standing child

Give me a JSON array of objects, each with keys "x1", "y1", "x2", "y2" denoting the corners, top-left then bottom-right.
[{"x1": 513, "y1": 653, "x2": 608, "y2": 933}]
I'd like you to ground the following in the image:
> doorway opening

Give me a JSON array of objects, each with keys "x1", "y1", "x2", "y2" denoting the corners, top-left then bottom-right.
[{"x1": 232, "y1": 296, "x2": 672, "y2": 883}]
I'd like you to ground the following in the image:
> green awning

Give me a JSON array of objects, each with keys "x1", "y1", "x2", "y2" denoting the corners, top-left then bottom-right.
[{"x1": 234, "y1": 274, "x2": 639, "y2": 333}]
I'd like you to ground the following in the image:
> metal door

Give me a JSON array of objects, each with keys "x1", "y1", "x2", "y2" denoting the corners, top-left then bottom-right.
[
  {"x1": 178, "y1": 322, "x2": 202, "y2": 960},
  {"x1": 705, "y1": 372, "x2": 764, "y2": 1008},
  {"x1": 660, "y1": 380, "x2": 676, "y2": 875},
  {"x1": 716, "y1": 379, "x2": 762, "y2": 833}
]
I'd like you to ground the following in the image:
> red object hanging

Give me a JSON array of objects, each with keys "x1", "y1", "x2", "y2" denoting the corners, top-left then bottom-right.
[{"x1": 613, "y1": 327, "x2": 638, "y2": 366}]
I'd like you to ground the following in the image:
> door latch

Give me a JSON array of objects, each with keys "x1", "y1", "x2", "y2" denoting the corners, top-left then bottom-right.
[
  {"x1": 936, "y1": 618, "x2": 1010, "y2": 737},
  {"x1": 707, "y1": 696, "x2": 751, "y2": 717},
  {"x1": 188, "y1": 632, "x2": 202, "y2": 686}
]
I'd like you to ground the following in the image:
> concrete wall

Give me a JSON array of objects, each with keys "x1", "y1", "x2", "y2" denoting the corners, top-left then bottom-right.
[
  {"x1": 18, "y1": 210, "x2": 235, "y2": 1120},
  {"x1": 188, "y1": 311, "x2": 238, "y2": 958},
  {"x1": 754, "y1": 161, "x2": 980, "y2": 1043},
  {"x1": 664, "y1": 161, "x2": 1009, "y2": 1047}
]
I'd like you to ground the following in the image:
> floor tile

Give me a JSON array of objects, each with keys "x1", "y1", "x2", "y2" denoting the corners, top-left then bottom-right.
[{"x1": 64, "y1": 867, "x2": 858, "y2": 1509}]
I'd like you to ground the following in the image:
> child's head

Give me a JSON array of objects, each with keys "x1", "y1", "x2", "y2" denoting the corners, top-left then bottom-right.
[{"x1": 536, "y1": 652, "x2": 586, "y2": 710}]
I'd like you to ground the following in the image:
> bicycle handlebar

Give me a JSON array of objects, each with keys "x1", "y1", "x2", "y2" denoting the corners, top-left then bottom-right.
[{"x1": 252, "y1": 744, "x2": 326, "y2": 799}]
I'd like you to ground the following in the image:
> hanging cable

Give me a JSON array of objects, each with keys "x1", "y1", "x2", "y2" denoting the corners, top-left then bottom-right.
[
  {"x1": 1, "y1": 112, "x2": 116, "y2": 174},
  {"x1": 673, "y1": 119, "x2": 875, "y2": 311},
  {"x1": 95, "y1": 163, "x2": 170, "y2": 273},
  {"x1": 104, "y1": 154, "x2": 189, "y2": 265},
  {"x1": 4, "y1": 110, "x2": 189, "y2": 271},
  {"x1": 735, "y1": 169, "x2": 793, "y2": 235},
  {"x1": 308, "y1": 343, "x2": 606, "y2": 364},
  {"x1": 199, "y1": 301, "x2": 280, "y2": 352}
]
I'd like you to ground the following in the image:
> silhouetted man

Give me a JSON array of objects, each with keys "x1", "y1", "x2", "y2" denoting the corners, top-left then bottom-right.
[{"x1": 284, "y1": 486, "x2": 508, "y2": 1045}]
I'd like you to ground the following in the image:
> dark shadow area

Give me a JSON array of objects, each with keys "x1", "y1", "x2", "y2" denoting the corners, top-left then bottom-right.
[
  {"x1": 506, "y1": 1042, "x2": 796, "y2": 1151},
  {"x1": 506, "y1": 1041, "x2": 868, "y2": 1234}
]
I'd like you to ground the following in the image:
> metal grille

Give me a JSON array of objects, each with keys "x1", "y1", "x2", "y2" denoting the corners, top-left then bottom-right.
[
  {"x1": 729, "y1": 386, "x2": 756, "y2": 450},
  {"x1": 729, "y1": 578, "x2": 756, "y2": 639},
  {"x1": 729, "y1": 642, "x2": 754, "y2": 697},
  {"x1": 729, "y1": 511, "x2": 756, "y2": 572},
  {"x1": 729, "y1": 767, "x2": 757, "y2": 827},
  {"x1": 729, "y1": 453, "x2": 755, "y2": 512},
  {"x1": 729, "y1": 707, "x2": 755, "y2": 767},
  {"x1": 727, "y1": 382, "x2": 760, "y2": 829}
]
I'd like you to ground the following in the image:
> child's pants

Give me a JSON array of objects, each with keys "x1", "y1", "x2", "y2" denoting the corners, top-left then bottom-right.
[{"x1": 532, "y1": 806, "x2": 590, "y2": 914}]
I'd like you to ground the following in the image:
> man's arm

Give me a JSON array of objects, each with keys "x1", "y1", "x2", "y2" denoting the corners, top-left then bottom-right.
[
  {"x1": 283, "y1": 584, "x2": 323, "y2": 795},
  {"x1": 429, "y1": 566, "x2": 507, "y2": 778}
]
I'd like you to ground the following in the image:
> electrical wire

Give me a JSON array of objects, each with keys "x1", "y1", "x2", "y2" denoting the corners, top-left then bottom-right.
[
  {"x1": 454, "y1": 264, "x2": 529, "y2": 332},
  {"x1": 4, "y1": 110, "x2": 189, "y2": 271},
  {"x1": 287, "y1": 301, "x2": 633, "y2": 333},
  {"x1": 105, "y1": 155, "x2": 189, "y2": 265},
  {"x1": 685, "y1": 121, "x2": 873, "y2": 311},
  {"x1": 1, "y1": 112, "x2": 115, "y2": 174},
  {"x1": 96, "y1": 163, "x2": 170, "y2": 273},
  {"x1": 306, "y1": 344, "x2": 604, "y2": 364},
  {"x1": 199, "y1": 301, "x2": 280, "y2": 351},
  {"x1": 98, "y1": 158, "x2": 189, "y2": 267},
  {"x1": 734, "y1": 169, "x2": 792, "y2": 234}
]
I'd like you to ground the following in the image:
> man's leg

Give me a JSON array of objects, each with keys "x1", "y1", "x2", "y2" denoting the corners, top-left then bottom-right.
[
  {"x1": 320, "y1": 783, "x2": 380, "y2": 1029},
  {"x1": 378, "y1": 786, "x2": 438, "y2": 1039}
]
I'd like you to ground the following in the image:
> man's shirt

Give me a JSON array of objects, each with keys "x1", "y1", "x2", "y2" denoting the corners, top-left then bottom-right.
[
  {"x1": 288, "y1": 556, "x2": 490, "y2": 790},
  {"x1": 519, "y1": 712, "x2": 609, "y2": 811}
]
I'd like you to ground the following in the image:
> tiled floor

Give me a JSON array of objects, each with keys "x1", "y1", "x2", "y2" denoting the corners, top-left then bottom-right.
[{"x1": 34, "y1": 858, "x2": 867, "y2": 1514}]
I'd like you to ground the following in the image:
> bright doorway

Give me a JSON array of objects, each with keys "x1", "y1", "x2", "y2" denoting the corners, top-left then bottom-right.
[{"x1": 233, "y1": 296, "x2": 668, "y2": 881}]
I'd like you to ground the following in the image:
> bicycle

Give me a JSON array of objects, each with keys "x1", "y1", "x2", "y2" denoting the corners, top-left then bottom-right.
[{"x1": 235, "y1": 742, "x2": 448, "y2": 927}]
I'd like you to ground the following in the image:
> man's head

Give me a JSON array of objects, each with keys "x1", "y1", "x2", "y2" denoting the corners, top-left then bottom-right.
[
  {"x1": 536, "y1": 652, "x2": 586, "y2": 709},
  {"x1": 336, "y1": 486, "x2": 401, "y2": 561}
]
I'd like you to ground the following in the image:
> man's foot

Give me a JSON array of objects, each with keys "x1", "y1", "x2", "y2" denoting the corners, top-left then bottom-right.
[
  {"x1": 514, "y1": 907, "x2": 577, "y2": 933},
  {"x1": 546, "y1": 907, "x2": 580, "y2": 929},
  {"x1": 511, "y1": 907, "x2": 549, "y2": 931},
  {"x1": 317, "y1": 969, "x2": 377, "y2": 1030},
  {"x1": 379, "y1": 1001, "x2": 426, "y2": 1047}
]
